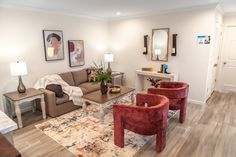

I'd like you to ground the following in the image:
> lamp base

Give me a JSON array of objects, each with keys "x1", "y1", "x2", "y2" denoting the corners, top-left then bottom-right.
[
  {"x1": 107, "y1": 62, "x2": 112, "y2": 75},
  {"x1": 18, "y1": 76, "x2": 26, "y2": 93}
]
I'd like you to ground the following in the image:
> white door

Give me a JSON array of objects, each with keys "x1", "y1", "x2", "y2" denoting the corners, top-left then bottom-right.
[
  {"x1": 221, "y1": 26, "x2": 236, "y2": 91},
  {"x1": 206, "y1": 23, "x2": 222, "y2": 98}
]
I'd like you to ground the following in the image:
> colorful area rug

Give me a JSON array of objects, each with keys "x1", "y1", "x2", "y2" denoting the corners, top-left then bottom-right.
[{"x1": 35, "y1": 95, "x2": 176, "y2": 157}]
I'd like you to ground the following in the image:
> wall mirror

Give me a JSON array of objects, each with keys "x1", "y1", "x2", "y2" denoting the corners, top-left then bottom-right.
[{"x1": 151, "y1": 28, "x2": 169, "y2": 61}]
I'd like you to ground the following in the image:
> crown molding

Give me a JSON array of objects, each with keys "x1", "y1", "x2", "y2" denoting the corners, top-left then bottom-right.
[
  {"x1": 0, "y1": 2, "x2": 220, "y2": 21},
  {"x1": 108, "y1": 3, "x2": 219, "y2": 21},
  {"x1": 0, "y1": 4, "x2": 108, "y2": 21}
]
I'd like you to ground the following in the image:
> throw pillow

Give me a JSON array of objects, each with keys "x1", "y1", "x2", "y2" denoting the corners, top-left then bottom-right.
[
  {"x1": 87, "y1": 68, "x2": 97, "y2": 82},
  {"x1": 46, "y1": 84, "x2": 64, "y2": 98}
]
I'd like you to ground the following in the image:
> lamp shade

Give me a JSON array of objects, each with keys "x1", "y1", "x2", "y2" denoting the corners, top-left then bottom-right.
[
  {"x1": 10, "y1": 62, "x2": 28, "y2": 76},
  {"x1": 104, "y1": 53, "x2": 114, "y2": 62},
  {"x1": 155, "y1": 49, "x2": 162, "y2": 55}
]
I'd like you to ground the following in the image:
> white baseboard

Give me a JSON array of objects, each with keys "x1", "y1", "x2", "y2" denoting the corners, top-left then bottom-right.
[{"x1": 188, "y1": 99, "x2": 206, "y2": 105}]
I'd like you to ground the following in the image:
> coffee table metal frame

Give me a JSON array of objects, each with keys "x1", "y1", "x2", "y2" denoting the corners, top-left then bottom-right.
[{"x1": 82, "y1": 90, "x2": 135, "y2": 122}]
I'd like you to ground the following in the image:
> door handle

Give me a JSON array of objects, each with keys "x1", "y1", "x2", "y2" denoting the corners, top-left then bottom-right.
[
  {"x1": 223, "y1": 62, "x2": 227, "y2": 65},
  {"x1": 214, "y1": 64, "x2": 218, "y2": 67}
]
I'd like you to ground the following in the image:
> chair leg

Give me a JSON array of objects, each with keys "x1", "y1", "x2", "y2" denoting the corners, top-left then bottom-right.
[
  {"x1": 156, "y1": 123, "x2": 166, "y2": 153},
  {"x1": 179, "y1": 101, "x2": 187, "y2": 123},
  {"x1": 114, "y1": 119, "x2": 124, "y2": 148}
]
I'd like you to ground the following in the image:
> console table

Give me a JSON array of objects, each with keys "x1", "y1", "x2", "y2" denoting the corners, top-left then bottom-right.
[
  {"x1": 4, "y1": 88, "x2": 46, "y2": 128},
  {"x1": 135, "y1": 69, "x2": 178, "y2": 91}
]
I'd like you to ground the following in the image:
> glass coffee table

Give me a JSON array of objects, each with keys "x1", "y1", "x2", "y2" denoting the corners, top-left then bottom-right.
[{"x1": 82, "y1": 86, "x2": 135, "y2": 122}]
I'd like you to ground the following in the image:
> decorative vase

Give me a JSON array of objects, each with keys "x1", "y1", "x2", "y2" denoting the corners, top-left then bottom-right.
[{"x1": 100, "y1": 81, "x2": 108, "y2": 94}]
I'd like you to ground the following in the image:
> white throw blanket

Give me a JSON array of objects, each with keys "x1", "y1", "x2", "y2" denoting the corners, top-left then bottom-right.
[{"x1": 34, "y1": 74, "x2": 83, "y2": 106}]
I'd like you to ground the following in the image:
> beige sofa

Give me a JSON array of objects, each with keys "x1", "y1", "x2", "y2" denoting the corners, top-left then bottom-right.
[{"x1": 38, "y1": 69, "x2": 100, "y2": 117}]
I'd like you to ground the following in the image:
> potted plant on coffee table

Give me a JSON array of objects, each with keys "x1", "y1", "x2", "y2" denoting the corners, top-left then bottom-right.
[{"x1": 94, "y1": 62, "x2": 112, "y2": 94}]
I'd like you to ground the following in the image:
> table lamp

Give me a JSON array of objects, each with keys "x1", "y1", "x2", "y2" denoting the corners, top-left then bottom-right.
[
  {"x1": 10, "y1": 61, "x2": 28, "y2": 93},
  {"x1": 104, "y1": 53, "x2": 114, "y2": 75}
]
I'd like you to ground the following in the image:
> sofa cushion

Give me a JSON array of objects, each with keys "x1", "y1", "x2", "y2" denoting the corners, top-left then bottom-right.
[
  {"x1": 80, "y1": 87, "x2": 88, "y2": 95},
  {"x1": 59, "y1": 72, "x2": 75, "y2": 86},
  {"x1": 72, "y1": 69, "x2": 88, "y2": 86},
  {"x1": 46, "y1": 84, "x2": 64, "y2": 98},
  {"x1": 56, "y1": 94, "x2": 70, "y2": 105},
  {"x1": 78, "y1": 82, "x2": 100, "y2": 93}
]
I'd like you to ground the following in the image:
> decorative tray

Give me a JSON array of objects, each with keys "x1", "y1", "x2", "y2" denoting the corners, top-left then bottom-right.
[
  {"x1": 142, "y1": 67, "x2": 153, "y2": 71},
  {"x1": 110, "y1": 86, "x2": 121, "y2": 93}
]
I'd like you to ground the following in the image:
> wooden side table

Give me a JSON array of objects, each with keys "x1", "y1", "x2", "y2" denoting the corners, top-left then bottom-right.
[{"x1": 4, "y1": 88, "x2": 46, "y2": 129}]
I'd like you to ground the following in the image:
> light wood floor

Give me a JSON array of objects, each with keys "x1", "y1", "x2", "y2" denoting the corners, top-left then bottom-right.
[{"x1": 13, "y1": 92, "x2": 236, "y2": 157}]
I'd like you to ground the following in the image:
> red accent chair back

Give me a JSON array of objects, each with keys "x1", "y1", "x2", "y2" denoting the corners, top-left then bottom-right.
[
  {"x1": 113, "y1": 93, "x2": 169, "y2": 153},
  {"x1": 148, "y1": 82, "x2": 189, "y2": 123}
]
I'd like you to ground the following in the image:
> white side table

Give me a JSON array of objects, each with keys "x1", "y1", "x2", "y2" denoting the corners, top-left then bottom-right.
[
  {"x1": 4, "y1": 88, "x2": 46, "y2": 129},
  {"x1": 111, "y1": 71, "x2": 124, "y2": 85},
  {"x1": 0, "y1": 110, "x2": 18, "y2": 144}
]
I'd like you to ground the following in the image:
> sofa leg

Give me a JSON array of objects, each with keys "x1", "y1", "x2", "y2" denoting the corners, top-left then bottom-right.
[{"x1": 156, "y1": 126, "x2": 166, "y2": 153}]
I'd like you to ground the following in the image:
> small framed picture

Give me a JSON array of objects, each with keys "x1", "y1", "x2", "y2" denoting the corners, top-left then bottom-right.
[
  {"x1": 43, "y1": 30, "x2": 64, "y2": 61},
  {"x1": 68, "y1": 40, "x2": 85, "y2": 67},
  {"x1": 197, "y1": 35, "x2": 211, "y2": 44}
]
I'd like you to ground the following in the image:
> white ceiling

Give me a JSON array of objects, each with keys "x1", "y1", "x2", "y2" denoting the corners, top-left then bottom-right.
[{"x1": 0, "y1": 0, "x2": 236, "y2": 19}]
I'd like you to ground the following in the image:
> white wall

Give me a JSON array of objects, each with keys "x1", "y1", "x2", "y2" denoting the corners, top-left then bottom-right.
[
  {"x1": 0, "y1": 7, "x2": 108, "y2": 111},
  {"x1": 223, "y1": 14, "x2": 236, "y2": 24},
  {"x1": 108, "y1": 8, "x2": 216, "y2": 104}
]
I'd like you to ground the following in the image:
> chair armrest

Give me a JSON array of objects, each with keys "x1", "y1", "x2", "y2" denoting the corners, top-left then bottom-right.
[
  {"x1": 136, "y1": 93, "x2": 164, "y2": 107},
  {"x1": 113, "y1": 104, "x2": 147, "y2": 120},
  {"x1": 113, "y1": 104, "x2": 168, "y2": 124},
  {"x1": 148, "y1": 88, "x2": 188, "y2": 99}
]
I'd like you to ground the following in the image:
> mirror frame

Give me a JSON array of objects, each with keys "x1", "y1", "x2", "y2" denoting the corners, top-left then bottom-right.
[{"x1": 151, "y1": 28, "x2": 170, "y2": 62}]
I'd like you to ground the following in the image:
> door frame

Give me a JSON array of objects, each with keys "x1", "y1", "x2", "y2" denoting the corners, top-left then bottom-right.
[{"x1": 206, "y1": 24, "x2": 222, "y2": 99}]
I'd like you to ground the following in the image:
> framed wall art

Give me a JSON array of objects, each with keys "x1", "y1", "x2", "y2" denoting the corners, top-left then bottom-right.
[
  {"x1": 43, "y1": 30, "x2": 64, "y2": 61},
  {"x1": 197, "y1": 35, "x2": 211, "y2": 44},
  {"x1": 68, "y1": 40, "x2": 85, "y2": 67}
]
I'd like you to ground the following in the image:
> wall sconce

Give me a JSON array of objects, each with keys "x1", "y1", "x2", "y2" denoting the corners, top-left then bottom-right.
[
  {"x1": 171, "y1": 34, "x2": 177, "y2": 56},
  {"x1": 143, "y1": 35, "x2": 148, "y2": 55}
]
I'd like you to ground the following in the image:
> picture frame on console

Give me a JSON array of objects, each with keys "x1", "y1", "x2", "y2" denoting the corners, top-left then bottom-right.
[
  {"x1": 68, "y1": 40, "x2": 85, "y2": 67},
  {"x1": 43, "y1": 30, "x2": 64, "y2": 61}
]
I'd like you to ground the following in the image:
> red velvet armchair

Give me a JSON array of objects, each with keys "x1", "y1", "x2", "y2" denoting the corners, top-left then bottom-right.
[
  {"x1": 113, "y1": 93, "x2": 169, "y2": 153},
  {"x1": 148, "y1": 82, "x2": 189, "y2": 123}
]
